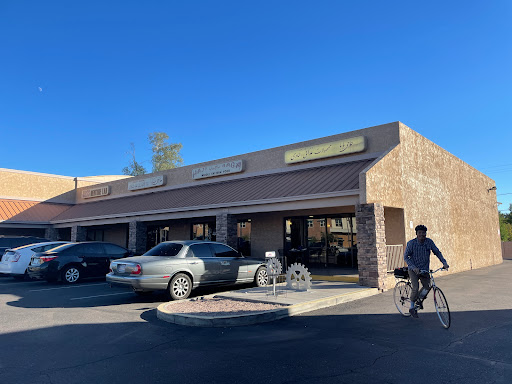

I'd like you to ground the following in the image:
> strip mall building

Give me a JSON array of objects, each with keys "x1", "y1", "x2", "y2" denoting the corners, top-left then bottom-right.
[{"x1": 0, "y1": 122, "x2": 502, "y2": 289}]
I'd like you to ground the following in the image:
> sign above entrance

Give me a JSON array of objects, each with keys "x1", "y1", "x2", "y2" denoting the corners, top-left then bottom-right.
[
  {"x1": 285, "y1": 136, "x2": 367, "y2": 164},
  {"x1": 192, "y1": 160, "x2": 244, "y2": 180},
  {"x1": 82, "y1": 186, "x2": 110, "y2": 199},
  {"x1": 128, "y1": 175, "x2": 166, "y2": 191}
]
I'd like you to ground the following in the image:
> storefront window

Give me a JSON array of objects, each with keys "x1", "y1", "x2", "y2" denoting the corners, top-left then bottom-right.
[
  {"x1": 147, "y1": 225, "x2": 169, "y2": 250},
  {"x1": 192, "y1": 222, "x2": 215, "y2": 241},
  {"x1": 286, "y1": 214, "x2": 357, "y2": 268}
]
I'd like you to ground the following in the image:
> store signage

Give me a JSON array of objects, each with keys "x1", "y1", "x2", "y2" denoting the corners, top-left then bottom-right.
[
  {"x1": 192, "y1": 160, "x2": 244, "y2": 180},
  {"x1": 82, "y1": 186, "x2": 110, "y2": 199},
  {"x1": 128, "y1": 175, "x2": 166, "y2": 191},
  {"x1": 265, "y1": 251, "x2": 276, "y2": 258},
  {"x1": 285, "y1": 136, "x2": 367, "y2": 164}
]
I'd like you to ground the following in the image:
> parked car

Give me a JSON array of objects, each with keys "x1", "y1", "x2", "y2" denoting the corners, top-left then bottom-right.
[
  {"x1": 28, "y1": 242, "x2": 132, "y2": 283},
  {"x1": 0, "y1": 241, "x2": 71, "y2": 279},
  {"x1": 106, "y1": 240, "x2": 269, "y2": 300},
  {"x1": 0, "y1": 236, "x2": 49, "y2": 256}
]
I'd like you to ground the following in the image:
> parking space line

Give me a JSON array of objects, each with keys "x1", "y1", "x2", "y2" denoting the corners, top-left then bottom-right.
[
  {"x1": 70, "y1": 292, "x2": 134, "y2": 300},
  {"x1": 29, "y1": 283, "x2": 108, "y2": 292}
]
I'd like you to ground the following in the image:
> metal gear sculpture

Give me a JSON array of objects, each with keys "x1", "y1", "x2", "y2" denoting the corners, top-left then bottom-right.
[
  {"x1": 286, "y1": 263, "x2": 312, "y2": 291},
  {"x1": 266, "y1": 258, "x2": 282, "y2": 278}
]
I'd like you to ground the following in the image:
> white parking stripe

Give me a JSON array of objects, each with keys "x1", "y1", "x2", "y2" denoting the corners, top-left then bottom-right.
[
  {"x1": 70, "y1": 292, "x2": 134, "y2": 300},
  {"x1": 29, "y1": 283, "x2": 108, "y2": 292}
]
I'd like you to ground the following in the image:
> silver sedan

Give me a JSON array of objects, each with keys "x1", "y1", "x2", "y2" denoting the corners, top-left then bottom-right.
[{"x1": 106, "y1": 240, "x2": 268, "y2": 300}]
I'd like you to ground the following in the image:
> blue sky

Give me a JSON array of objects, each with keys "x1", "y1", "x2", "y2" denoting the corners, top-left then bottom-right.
[{"x1": 1, "y1": 1, "x2": 511, "y2": 212}]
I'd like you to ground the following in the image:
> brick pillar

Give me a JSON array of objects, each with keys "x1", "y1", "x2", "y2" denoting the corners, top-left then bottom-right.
[
  {"x1": 44, "y1": 227, "x2": 59, "y2": 241},
  {"x1": 128, "y1": 221, "x2": 147, "y2": 255},
  {"x1": 216, "y1": 213, "x2": 238, "y2": 249},
  {"x1": 356, "y1": 203, "x2": 387, "y2": 291},
  {"x1": 71, "y1": 226, "x2": 87, "y2": 242}
]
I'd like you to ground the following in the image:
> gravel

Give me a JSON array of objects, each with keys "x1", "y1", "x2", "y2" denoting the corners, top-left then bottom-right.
[{"x1": 164, "y1": 297, "x2": 288, "y2": 317}]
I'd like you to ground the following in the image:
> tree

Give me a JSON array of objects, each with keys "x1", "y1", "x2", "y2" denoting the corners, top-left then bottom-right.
[
  {"x1": 122, "y1": 143, "x2": 147, "y2": 176},
  {"x1": 148, "y1": 132, "x2": 184, "y2": 172}
]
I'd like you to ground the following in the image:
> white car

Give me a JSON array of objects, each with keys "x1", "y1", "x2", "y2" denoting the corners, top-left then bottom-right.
[{"x1": 0, "y1": 241, "x2": 71, "y2": 279}]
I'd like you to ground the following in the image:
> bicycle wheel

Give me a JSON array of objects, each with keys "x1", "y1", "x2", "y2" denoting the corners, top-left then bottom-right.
[
  {"x1": 393, "y1": 280, "x2": 412, "y2": 316},
  {"x1": 433, "y1": 287, "x2": 451, "y2": 329}
]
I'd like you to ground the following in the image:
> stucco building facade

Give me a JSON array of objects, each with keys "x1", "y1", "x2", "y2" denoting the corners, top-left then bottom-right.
[{"x1": 0, "y1": 122, "x2": 502, "y2": 290}]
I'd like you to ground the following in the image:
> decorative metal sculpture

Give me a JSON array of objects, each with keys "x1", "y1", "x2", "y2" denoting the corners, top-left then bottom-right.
[
  {"x1": 266, "y1": 258, "x2": 282, "y2": 278},
  {"x1": 286, "y1": 263, "x2": 312, "y2": 291}
]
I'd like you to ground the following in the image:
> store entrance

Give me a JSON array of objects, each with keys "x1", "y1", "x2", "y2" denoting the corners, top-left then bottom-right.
[{"x1": 284, "y1": 215, "x2": 358, "y2": 273}]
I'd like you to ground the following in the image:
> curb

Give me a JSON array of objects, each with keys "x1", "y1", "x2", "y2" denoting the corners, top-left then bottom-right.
[{"x1": 157, "y1": 287, "x2": 380, "y2": 327}]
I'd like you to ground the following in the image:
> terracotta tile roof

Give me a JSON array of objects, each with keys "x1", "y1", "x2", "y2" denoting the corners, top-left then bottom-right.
[
  {"x1": 52, "y1": 159, "x2": 374, "y2": 222},
  {"x1": 0, "y1": 199, "x2": 73, "y2": 223}
]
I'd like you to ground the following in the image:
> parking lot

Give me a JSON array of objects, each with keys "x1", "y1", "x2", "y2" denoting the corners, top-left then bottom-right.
[{"x1": 1, "y1": 262, "x2": 512, "y2": 384}]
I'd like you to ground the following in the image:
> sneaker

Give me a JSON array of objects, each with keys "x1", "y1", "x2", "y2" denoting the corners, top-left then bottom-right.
[{"x1": 409, "y1": 308, "x2": 419, "y2": 318}]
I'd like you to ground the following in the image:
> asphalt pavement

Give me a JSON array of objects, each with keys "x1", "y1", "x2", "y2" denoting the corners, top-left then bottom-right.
[{"x1": 0, "y1": 260, "x2": 511, "y2": 384}]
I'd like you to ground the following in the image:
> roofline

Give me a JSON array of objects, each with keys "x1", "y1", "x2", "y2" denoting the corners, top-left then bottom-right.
[{"x1": 50, "y1": 189, "x2": 361, "y2": 225}]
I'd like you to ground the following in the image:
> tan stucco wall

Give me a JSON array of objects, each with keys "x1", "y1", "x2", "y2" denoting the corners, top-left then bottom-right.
[
  {"x1": 250, "y1": 213, "x2": 284, "y2": 260},
  {"x1": 0, "y1": 169, "x2": 127, "y2": 204},
  {"x1": 75, "y1": 122, "x2": 402, "y2": 204},
  {"x1": 364, "y1": 123, "x2": 502, "y2": 274}
]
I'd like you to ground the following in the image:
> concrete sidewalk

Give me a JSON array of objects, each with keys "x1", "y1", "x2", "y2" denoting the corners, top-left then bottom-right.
[{"x1": 157, "y1": 281, "x2": 379, "y2": 327}]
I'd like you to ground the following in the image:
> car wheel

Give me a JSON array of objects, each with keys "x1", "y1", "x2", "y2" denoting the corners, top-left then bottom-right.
[
  {"x1": 254, "y1": 266, "x2": 268, "y2": 287},
  {"x1": 62, "y1": 265, "x2": 80, "y2": 284},
  {"x1": 169, "y1": 273, "x2": 192, "y2": 300}
]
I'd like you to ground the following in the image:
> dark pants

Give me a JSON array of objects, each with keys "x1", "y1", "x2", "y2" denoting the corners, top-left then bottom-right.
[{"x1": 409, "y1": 269, "x2": 430, "y2": 303}]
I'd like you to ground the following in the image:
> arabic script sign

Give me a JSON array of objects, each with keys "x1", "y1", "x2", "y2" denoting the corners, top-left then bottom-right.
[
  {"x1": 128, "y1": 175, "x2": 166, "y2": 191},
  {"x1": 285, "y1": 136, "x2": 366, "y2": 164},
  {"x1": 192, "y1": 160, "x2": 244, "y2": 180}
]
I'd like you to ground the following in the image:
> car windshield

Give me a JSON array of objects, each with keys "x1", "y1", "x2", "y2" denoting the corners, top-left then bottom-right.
[{"x1": 143, "y1": 243, "x2": 183, "y2": 257}]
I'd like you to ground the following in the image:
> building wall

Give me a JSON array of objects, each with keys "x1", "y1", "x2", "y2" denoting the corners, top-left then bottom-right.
[
  {"x1": 103, "y1": 225, "x2": 128, "y2": 248},
  {"x1": 74, "y1": 122, "x2": 402, "y2": 204},
  {"x1": 250, "y1": 213, "x2": 284, "y2": 259},
  {"x1": 364, "y1": 122, "x2": 502, "y2": 274},
  {"x1": 0, "y1": 168, "x2": 128, "y2": 204}
]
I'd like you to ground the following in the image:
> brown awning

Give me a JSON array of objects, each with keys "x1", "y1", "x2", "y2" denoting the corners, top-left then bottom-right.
[
  {"x1": 0, "y1": 199, "x2": 73, "y2": 223},
  {"x1": 52, "y1": 159, "x2": 374, "y2": 222}
]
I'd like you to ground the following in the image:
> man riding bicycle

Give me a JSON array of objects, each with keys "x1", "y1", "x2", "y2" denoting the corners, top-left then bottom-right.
[{"x1": 404, "y1": 225, "x2": 449, "y2": 318}]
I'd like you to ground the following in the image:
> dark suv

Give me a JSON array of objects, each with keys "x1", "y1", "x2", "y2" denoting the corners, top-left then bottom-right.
[
  {"x1": 28, "y1": 242, "x2": 132, "y2": 283},
  {"x1": 0, "y1": 236, "x2": 49, "y2": 255}
]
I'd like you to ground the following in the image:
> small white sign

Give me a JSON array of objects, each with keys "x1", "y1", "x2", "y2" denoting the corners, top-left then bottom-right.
[
  {"x1": 192, "y1": 160, "x2": 244, "y2": 180},
  {"x1": 265, "y1": 251, "x2": 276, "y2": 258},
  {"x1": 128, "y1": 175, "x2": 166, "y2": 191},
  {"x1": 410, "y1": 221, "x2": 414, "y2": 229}
]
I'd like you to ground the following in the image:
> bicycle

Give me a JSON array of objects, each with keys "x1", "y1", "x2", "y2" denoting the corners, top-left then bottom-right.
[{"x1": 393, "y1": 267, "x2": 451, "y2": 329}]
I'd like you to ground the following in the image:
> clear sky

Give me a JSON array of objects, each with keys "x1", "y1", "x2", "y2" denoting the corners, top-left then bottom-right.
[{"x1": 1, "y1": 1, "x2": 511, "y2": 212}]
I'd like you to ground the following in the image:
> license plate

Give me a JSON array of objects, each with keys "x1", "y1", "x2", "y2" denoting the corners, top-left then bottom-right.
[{"x1": 117, "y1": 264, "x2": 126, "y2": 273}]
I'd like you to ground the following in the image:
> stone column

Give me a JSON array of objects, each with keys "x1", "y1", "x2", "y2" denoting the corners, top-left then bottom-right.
[
  {"x1": 356, "y1": 203, "x2": 387, "y2": 291},
  {"x1": 128, "y1": 221, "x2": 147, "y2": 255},
  {"x1": 44, "y1": 227, "x2": 60, "y2": 241},
  {"x1": 71, "y1": 226, "x2": 87, "y2": 242},
  {"x1": 216, "y1": 213, "x2": 238, "y2": 249}
]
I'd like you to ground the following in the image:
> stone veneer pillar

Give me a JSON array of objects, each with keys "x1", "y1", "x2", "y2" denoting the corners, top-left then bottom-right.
[
  {"x1": 356, "y1": 203, "x2": 387, "y2": 291},
  {"x1": 44, "y1": 227, "x2": 60, "y2": 241},
  {"x1": 129, "y1": 221, "x2": 147, "y2": 255},
  {"x1": 216, "y1": 213, "x2": 238, "y2": 249},
  {"x1": 71, "y1": 226, "x2": 87, "y2": 242}
]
